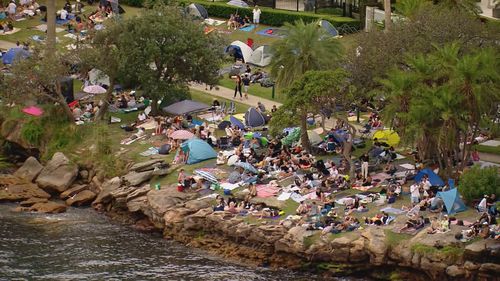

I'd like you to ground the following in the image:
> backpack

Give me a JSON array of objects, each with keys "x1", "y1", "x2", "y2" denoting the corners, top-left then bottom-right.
[{"x1": 158, "y1": 144, "x2": 171, "y2": 155}]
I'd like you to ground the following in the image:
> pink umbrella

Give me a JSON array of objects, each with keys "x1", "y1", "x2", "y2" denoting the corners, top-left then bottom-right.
[
  {"x1": 169, "y1": 130, "x2": 195, "y2": 140},
  {"x1": 22, "y1": 106, "x2": 44, "y2": 117},
  {"x1": 83, "y1": 85, "x2": 107, "y2": 94}
]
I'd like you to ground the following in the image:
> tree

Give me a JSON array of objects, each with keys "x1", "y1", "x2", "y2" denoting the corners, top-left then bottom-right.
[
  {"x1": 380, "y1": 43, "x2": 499, "y2": 178},
  {"x1": 394, "y1": 0, "x2": 430, "y2": 17},
  {"x1": 458, "y1": 166, "x2": 500, "y2": 203},
  {"x1": 271, "y1": 70, "x2": 350, "y2": 152},
  {"x1": 115, "y1": 4, "x2": 224, "y2": 115},
  {"x1": 1, "y1": 47, "x2": 75, "y2": 121},
  {"x1": 384, "y1": 0, "x2": 392, "y2": 31},
  {"x1": 46, "y1": 0, "x2": 56, "y2": 51},
  {"x1": 435, "y1": 0, "x2": 482, "y2": 16},
  {"x1": 270, "y1": 20, "x2": 343, "y2": 89}
]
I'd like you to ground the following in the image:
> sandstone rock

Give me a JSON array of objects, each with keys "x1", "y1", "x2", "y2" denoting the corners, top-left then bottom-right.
[
  {"x1": 164, "y1": 207, "x2": 192, "y2": 225},
  {"x1": 133, "y1": 218, "x2": 156, "y2": 232},
  {"x1": 60, "y1": 184, "x2": 88, "y2": 199},
  {"x1": 110, "y1": 186, "x2": 137, "y2": 199},
  {"x1": 183, "y1": 208, "x2": 214, "y2": 230},
  {"x1": 79, "y1": 170, "x2": 89, "y2": 183},
  {"x1": 479, "y1": 263, "x2": 500, "y2": 274},
  {"x1": 19, "y1": 197, "x2": 48, "y2": 206},
  {"x1": 126, "y1": 185, "x2": 151, "y2": 201},
  {"x1": 464, "y1": 261, "x2": 480, "y2": 271},
  {"x1": 92, "y1": 177, "x2": 121, "y2": 206},
  {"x1": 36, "y1": 152, "x2": 78, "y2": 193},
  {"x1": 66, "y1": 190, "x2": 96, "y2": 206},
  {"x1": 127, "y1": 195, "x2": 148, "y2": 212},
  {"x1": 143, "y1": 188, "x2": 195, "y2": 226},
  {"x1": 350, "y1": 238, "x2": 369, "y2": 262},
  {"x1": 129, "y1": 159, "x2": 164, "y2": 172},
  {"x1": 446, "y1": 265, "x2": 465, "y2": 277},
  {"x1": 0, "y1": 175, "x2": 50, "y2": 201},
  {"x1": 29, "y1": 201, "x2": 67, "y2": 213},
  {"x1": 13, "y1": 156, "x2": 43, "y2": 182},
  {"x1": 184, "y1": 198, "x2": 212, "y2": 212},
  {"x1": 121, "y1": 170, "x2": 154, "y2": 186},
  {"x1": 151, "y1": 167, "x2": 169, "y2": 177},
  {"x1": 361, "y1": 228, "x2": 388, "y2": 265}
]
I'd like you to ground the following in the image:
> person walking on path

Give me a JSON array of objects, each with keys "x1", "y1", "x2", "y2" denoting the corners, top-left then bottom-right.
[
  {"x1": 252, "y1": 6, "x2": 261, "y2": 26},
  {"x1": 242, "y1": 73, "x2": 250, "y2": 100},
  {"x1": 233, "y1": 75, "x2": 243, "y2": 100}
]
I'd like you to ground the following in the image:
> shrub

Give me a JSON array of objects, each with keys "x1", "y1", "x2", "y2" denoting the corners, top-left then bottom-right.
[
  {"x1": 21, "y1": 119, "x2": 44, "y2": 146},
  {"x1": 458, "y1": 166, "x2": 500, "y2": 203}
]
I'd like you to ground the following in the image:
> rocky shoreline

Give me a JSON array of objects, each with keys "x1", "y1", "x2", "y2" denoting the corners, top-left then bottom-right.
[{"x1": 1, "y1": 153, "x2": 499, "y2": 281}]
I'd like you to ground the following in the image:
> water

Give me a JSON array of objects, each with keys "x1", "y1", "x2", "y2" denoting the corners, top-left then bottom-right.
[{"x1": 0, "y1": 204, "x2": 351, "y2": 281}]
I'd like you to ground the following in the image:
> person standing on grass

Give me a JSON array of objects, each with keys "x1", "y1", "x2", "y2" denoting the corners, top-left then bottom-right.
[
  {"x1": 252, "y1": 5, "x2": 261, "y2": 26},
  {"x1": 233, "y1": 74, "x2": 243, "y2": 100},
  {"x1": 242, "y1": 73, "x2": 250, "y2": 99},
  {"x1": 359, "y1": 153, "x2": 369, "y2": 179}
]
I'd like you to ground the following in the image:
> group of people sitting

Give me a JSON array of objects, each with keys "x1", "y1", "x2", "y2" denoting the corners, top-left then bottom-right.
[{"x1": 227, "y1": 13, "x2": 251, "y2": 30}]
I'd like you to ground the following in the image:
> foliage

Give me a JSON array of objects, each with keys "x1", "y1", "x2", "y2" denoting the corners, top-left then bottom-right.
[
  {"x1": 114, "y1": 3, "x2": 225, "y2": 115},
  {"x1": 347, "y1": 6, "x2": 500, "y2": 95},
  {"x1": 0, "y1": 154, "x2": 10, "y2": 170},
  {"x1": 270, "y1": 19, "x2": 343, "y2": 88},
  {"x1": 458, "y1": 166, "x2": 500, "y2": 203},
  {"x1": 435, "y1": 0, "x2": 482, "y2": 16},
  {"x1": 380, "y1": 43, "x2": 499, "y2": 177},
  {"x1": 474, "y1": 144, "x2": 500, "y2": 156},
  {"x1": 20, "y1": 119, "x2": 44, "y2": 146},
  {"x1": 268, "y1": 106, "x2": 300, "y2": 137},
  {"x1": 394, "y1": 0, "x2": 430, "y2": 17}
]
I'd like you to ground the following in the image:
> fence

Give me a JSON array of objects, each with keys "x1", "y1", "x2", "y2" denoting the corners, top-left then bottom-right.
[{"x1": 237, "y1": 0, "x2": 359, "y2": 15}]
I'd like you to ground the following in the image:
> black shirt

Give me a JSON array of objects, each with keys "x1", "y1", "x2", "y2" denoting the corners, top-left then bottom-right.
[{"x1": 360, "y1": 155, "x2": 369, "y2": 162}]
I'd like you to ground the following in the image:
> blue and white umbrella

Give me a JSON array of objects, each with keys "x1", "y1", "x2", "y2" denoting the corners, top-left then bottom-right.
[
  {"x1": 227, "y1": 0, "x2": 249, "y2": 8},
  {"x1": 234, "y1": 161, "x2": 258, "y2": 174},
  {"x1": 195, "y1": 170, "x2": 218, "y2": 183}
]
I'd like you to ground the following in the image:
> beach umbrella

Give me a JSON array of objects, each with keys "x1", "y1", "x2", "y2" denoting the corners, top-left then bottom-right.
[
  {"x1": 170, "y1": 130, "x2": 195, "y2": 140},
  {"x1": 22, "y1": 106, "x2": 43, "y2": 117},
  {"x1": 234, "y1": 161, "x2": 258, "y2": 174},
  {"x1": 227, "y1": 155, "x2": 239, "y2": 166},
  {"x1": 230, "y1": 115, "x2": 245, "y2": 130},
  {"x1": 373, "y1": 129, "x2": 400, "y2": 147},
  {"x1": 195, "y1": 170, "x2": 218, "y2": 183},
  {"x1": 227, "y1": 0, "x2": 249, "y2": 7},
  {"x1": 83, "y1": 85, "x2": 107, "y2": 94}
]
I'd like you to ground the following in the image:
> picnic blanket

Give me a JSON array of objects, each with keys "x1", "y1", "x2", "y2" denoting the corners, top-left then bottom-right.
[
  {"x1": 239, "y1": 24, "x2": 255, "y2": 32},
  {"x1": 34, "y1": 24, "x2": 65, "y2": 33},
  {"x1": 139, "y1": 147, "x2": 159, "y2": 157},
  {"x1": 400, "y1": 163, "x2": 415, "y2": 170},
  {"x1": 277, "y1": 192, "x2": 291, "y2": 201},
  {"x1": 256, "y1": 28, "x2": 285, "y2": 38},
  {"x1": 347, "y1": 116, "x2": 365, "y2": 122},
  {"x1": 0, "y1": 28, "x2": 20, "y2": 35},
  {"x1": 371, "y1": 172, "x2": 392, "y2": 184},
  {"x1": 204, "y1": 18, "x2": 226, "y2": 26},
  {"x1": 140, "y1": 119, "x2": 157, "y2": 130},
  {"x1": 256, "y1": 184, "x2": 280, "y2": 198},
  {"x1": 120, "y1": 135, "x2": 146, "y2": 145},
  {"x1": 290, "y1": 192, "x2": 305, "y2": 203},
  {"x1": 380, "y1": 206, "x2": 406, "y2": 215},
  {"x1": 220, "y1": 182, "x2": 240, "y2": 191},
  {"x1": 352, "y1": 185, "x2": 375, "y2": 191}
]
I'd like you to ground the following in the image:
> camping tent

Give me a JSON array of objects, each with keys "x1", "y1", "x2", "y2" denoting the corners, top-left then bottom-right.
[
  {"x1": 319, "y1": 20, "x2": 339, "y2": 37},
  {"x1": 244, "y1": 107, "x2": 266, "y2": 127},
  {"x1": 415, "y1": 168, "x2": 445, "y2": 186},
  {"x1": 226, "y1": 41, "x2": 253, "y2": 63},
  {"x1": 186, "y1": 3, "x2": 208, "y2": 19},
  {"x1": 88, "y1": 68, "x2": 110, "y2": 86},
  {"x1": 437, "y1": 188, "x2": 467, "y2": 214},
  {"x1": 2, "y1": 48, "x2": 30, "y2": 65},
  {"x1": 307, "y1": 130, "x2": 323, "y2": 146},
  {"x1": 181, "y1": 139, "x2": 217, "y2": 164},
  {"x1": 162, "y1": 100, "x2": 210, "y2": 115},
  {"x1": 282, "y1": 127, "x2": 300, "y2": 145},
  {"x1": 248, "y1": 45, "x2": 272, "y2": 67},
  {"x1": 373, "y1": 129, "x2": 400, "y2": 147}
]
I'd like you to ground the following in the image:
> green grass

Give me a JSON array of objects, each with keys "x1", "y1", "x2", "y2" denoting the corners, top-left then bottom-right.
[
  {"x1": 190, "y1": 89, "x2": 250, "y2": 113},
  {"x1": 384, "y1": 230, "x2": 411, "y2": 249},
  {"x1": 304, "y1": 232, "x2": 321, "y2": 248}
]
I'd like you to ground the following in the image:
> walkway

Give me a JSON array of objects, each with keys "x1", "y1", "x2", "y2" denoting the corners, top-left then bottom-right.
[{"x1": 189, "y1": 83, "x2": 364, "y2": 132}]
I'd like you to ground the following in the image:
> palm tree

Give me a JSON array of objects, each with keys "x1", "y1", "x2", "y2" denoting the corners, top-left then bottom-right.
[
  {"x1": 270, "y1": 20, "x2": 343, "y2": 89},
  {"x1": 436, "y1": 0, "x2": 482, "y2": 16},
  {"x1": 384, "y1": 0, "x2": 392, "y2": 31},
  {"x1": 394, "y1": 0, "x2": 429, "y2": 17}
]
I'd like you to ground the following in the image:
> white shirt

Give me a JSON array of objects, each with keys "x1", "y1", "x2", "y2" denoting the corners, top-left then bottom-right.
[
  {"x1": 421, "y1": 179, "x2": 431, "y2": 191},
  {"x1": 252, "y1": 8, "x2": 261, "y2": 20},
  {"x1": 8, "y1": 2, "x2": 16, "y2": 14},
  {"x1": 410, "y1": 184, "x2": 420, "y2": 198},
  {"x1": 478, "y1": 198, "x2": 487, "y2": 210},
  {"x1": 60, "y1": 9, "x2": 68, "y2": 20}
]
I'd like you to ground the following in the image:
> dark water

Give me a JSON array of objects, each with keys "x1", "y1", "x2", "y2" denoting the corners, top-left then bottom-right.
[{"x1": 0, "y1": 204, "x2": 356, "y2": 281}]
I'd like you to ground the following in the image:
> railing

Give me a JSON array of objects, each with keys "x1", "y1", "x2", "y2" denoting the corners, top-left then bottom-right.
[{"x1": 227, "y1": 0, "x2": 359, "y2": 15}]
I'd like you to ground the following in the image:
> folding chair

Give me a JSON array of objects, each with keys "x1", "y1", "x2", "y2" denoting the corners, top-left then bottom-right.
[
  {"x1": 227, "y1": 101, "x2": 236, "y2": 115},
  {"x1": 220, "y1": 101, "x2": 226, "y2": 114}
]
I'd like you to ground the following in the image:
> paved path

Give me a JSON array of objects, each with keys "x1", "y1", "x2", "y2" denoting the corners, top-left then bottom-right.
[
  {"x1": 0, "y1": 40, "x2": 18, "y2": 51},
  {"x1": 189, "y1": 83, "x2": 365, "y2": 133}
]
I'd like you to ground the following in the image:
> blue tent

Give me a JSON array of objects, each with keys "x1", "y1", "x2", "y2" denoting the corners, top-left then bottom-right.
[
  {"x1": 437, "y1": 188, "x2": 467, "y2": 214},
  {"x1": 415, "y1": 168, "x2": 445, "y2": 186},
  {"x1": 244, "y1": 107, "x2": 266, "y2": 127},
  {"x1": 230, "y1": 115, "x2": 245, "y2": 130},
  {"x1": 225, "y1": 45, "x2": 244, "y2": 61},
  {"x1": 181, "y1": 139, "x2": 217, "y2": 164},
  {"x1": 2, "y1": 48, "x2": 30, "y2": 65},
  {"x1": 319, "y1": 20, "x2": 339, "y2": 37}
]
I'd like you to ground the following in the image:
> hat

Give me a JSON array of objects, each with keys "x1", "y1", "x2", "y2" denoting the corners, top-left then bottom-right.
[{"x1": 482, "y1": 222, "x2": 489, "y2": 225}]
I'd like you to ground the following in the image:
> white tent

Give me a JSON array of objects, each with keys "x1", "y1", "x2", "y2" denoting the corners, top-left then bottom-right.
[
  {"x1": 307, "y1": 130, "x2": 323, "y2": 146},
  {"x1": 88, "y1": 68, "x2": 110, "y2": 86},
  {"x1": 229, "y1": 40, "x2": 253, "y2": 63},
  {"x1": 248, "y1": 45, "x2": 272, "y2": 67},
  {"x1": 187, "y1": 3, "x2": 208, "y2": 19}
]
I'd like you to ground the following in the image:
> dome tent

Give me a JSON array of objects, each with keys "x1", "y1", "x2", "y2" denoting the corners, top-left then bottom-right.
[
  {"x1": 181, "y1": 139, "x2": 217, "y2": 164},
  {"x1": 186, "y1": 3, "x2": 208, "y2": 19},
  {"x1": 244, "y1": 107, "x2": 266, "y2": 128}
]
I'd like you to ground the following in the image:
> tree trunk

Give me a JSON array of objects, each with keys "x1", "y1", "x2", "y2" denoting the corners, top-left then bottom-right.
[
  {"x1": 46, "y1": 0, "x2": 56, "y2": 51},
  {"x1": 384, "y1": 0, "x2": 392, "y2": 32},
  {"x1": 56, "y1": 80, "x2": 75, "y2": 121},
  {"x1": 300, "y1": 110, "x2": 311, "y2": 153},
  {"x1": 95, "y1": 79, "x2": 115, "y2": 121},
  {"x1": 338, "y1": 116, "x2": 356, "y2": 179},
  {"x1": 151, "y1": 97, "x2": 159, "y2": 116}
]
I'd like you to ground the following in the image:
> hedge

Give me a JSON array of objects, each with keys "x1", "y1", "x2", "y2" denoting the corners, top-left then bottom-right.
[{"x1": 120, "y1": 0, "x2": 361, "y2": 30}]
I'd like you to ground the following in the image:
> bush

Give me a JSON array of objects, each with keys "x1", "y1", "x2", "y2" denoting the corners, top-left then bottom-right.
[
  {"x1": 121, "y1": 0, "x2": 361, "y2": 30},
  {"x1": 21, "y1": 119, "x2": 44, "y2": 146},
  {"x1": 458, "y1": 166, "x2": 500, "y2": 203}
]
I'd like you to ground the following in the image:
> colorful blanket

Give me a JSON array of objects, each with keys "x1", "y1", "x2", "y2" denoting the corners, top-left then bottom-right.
[{"x1": 256, "y1": 184, "x2": 280, "y2": 198}]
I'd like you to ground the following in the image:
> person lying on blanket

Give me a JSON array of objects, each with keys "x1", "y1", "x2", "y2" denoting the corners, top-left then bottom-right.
[
  {"x1": 399, "y1": 214, "x2": 425, "y2": 233},
  {"x1": 121, "y1": 127, "x2": 145, "y2": 144},
  {"x1": 364, "y1": 212, "x2": 390, "y2": 226}
]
